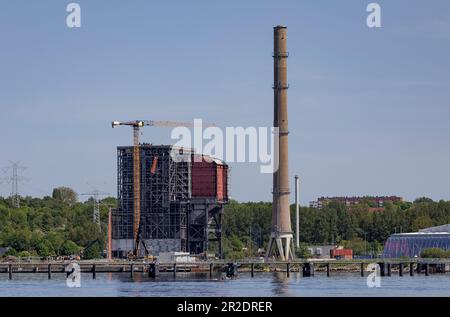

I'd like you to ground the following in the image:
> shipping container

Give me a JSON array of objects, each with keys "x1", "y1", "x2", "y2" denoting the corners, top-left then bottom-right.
[{"x1": 330, "y1": 248, "x2": 353, "y2": 259}]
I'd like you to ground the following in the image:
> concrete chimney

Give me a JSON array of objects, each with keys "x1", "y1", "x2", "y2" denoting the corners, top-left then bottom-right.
[{"x1": 266, "y1": 25, "x2": 294, "y2": 261}]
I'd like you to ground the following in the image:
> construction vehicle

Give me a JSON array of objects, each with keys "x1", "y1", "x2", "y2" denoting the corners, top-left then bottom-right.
[
  {"x1": 112, "y1": 120, "x2": 213, "y2": 257},
  {"x1": 126, "y1": 222, "x2": 155, "y2": 260}
]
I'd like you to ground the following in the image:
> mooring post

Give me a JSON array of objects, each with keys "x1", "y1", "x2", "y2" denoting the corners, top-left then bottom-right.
[
  {"x1": 130, "y1": 264, "x2": 134, "y2": 279},
  {"x1": 173, "y1": 263, "x2": 177, "y2": 278},
  {"x1": 286, "y1": 263, "x2": 290, "y2": 278},
  {"x1": 209, "y1": 263, "x2": 213, "y2": 278},
  {"x1": 302, "y1": 263, "x2": 314, "y2": 277},
  {"x1": 416, "y1": 263, "x2": 421, "y2": 274},
  {"x1": 387, "y1": 263, "x2": 391, "y2": 277},
  {"x1": 148, "y1": 263, "x2": 156, "y2": 278},
  {"x1": 379, "y1": 263, "x2": 385, "y2": 277},
  {"x1": 326, "y1": 263, "x2": 330, "y2": 277},
  {"x1": 399, "y1": 263, "x2": 403, "y2": 277},
  {"x1": 226, "y1": 263, "x2": 237, "y2": 278},
  {"x1": 410, "y1": 263, "x2": 414, "y2": 276},
  {"x1": 425, "y1": 263, "x2": 429, "y2": 276},
  {"x1": 48, "y1": 264, "x2": 52, "y2": 279},
  {"x1": 360, "y1": 263, "x2": 364, "y2": 277},
  {"x1": 8, "y1": 264, "x2": 12, "y2": 280},
  {"x1": 92, "y1": 264, "x2": 96, "y2": 279},
  {"x1": 251, "y1": 263, "x2": 254, "y2": 278}
]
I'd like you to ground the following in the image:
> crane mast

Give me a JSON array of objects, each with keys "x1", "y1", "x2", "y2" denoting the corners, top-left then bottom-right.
[
  {"x1": 111, "y1": 119, "x2": 207, "y2": 256},
  {"x1": 133, "y1": 124, "x2": 140, "y2": 250}
]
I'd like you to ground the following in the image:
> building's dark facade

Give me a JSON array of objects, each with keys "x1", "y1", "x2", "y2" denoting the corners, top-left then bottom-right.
[{"x1": 112, "y1": 145, "x2": 228, "y2": 258}]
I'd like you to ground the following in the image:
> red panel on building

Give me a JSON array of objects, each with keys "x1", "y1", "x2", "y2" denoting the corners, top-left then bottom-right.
[
  {"x1": 216, "y1": 164, "x2": 228, "y2": 202},
  {"x1": 191, "y1": 155, "x2": 228, "y2": 201}
]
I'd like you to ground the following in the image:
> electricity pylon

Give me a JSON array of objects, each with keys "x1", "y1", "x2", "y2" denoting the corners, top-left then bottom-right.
[
  {"x1": 1, "y1": 161, "x2": 29, "y2": 208},
  {"x1": 81, "y1": 188, "x2": 110, "y2": 227}
]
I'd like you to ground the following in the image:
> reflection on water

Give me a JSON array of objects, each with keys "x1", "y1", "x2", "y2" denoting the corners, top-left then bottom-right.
[
  {"x1": 271, "y1": 272, "x2": 293, "y2": 296},
  {"x1": 1, "y1": 272, "x2": 450, "y2": 297}
]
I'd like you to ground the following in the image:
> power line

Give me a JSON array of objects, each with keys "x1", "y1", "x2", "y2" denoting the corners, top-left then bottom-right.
[{"x1": 0, "y1": 161, "x2": 30, "y2": 208}]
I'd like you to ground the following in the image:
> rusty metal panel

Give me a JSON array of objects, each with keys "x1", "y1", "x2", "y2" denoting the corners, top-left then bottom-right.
[{"x1": 191, "y1": 155, "x2": 216, "y2": 198}]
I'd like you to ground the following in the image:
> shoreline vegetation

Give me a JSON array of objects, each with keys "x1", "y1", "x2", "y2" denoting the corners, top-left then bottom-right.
[{"x1": 0, "y1": 187, "x2": 450, "y2": 260}]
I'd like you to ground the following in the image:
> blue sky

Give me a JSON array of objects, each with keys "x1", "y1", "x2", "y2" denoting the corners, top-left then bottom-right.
[{"x1": 1, "y1": 0, "x2": 449, "y2": 204}]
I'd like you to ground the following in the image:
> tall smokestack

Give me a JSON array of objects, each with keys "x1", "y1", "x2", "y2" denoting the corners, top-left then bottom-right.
[
  {"x1": 266, "y1": 25, "x2": 294, "y2": 261},
  {"x1": 295, "y1": 175, "x2": 300, "y2": 249}
]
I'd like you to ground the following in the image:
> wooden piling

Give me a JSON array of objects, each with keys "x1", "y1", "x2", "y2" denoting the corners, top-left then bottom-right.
[
  {"x1": 251, "y1": 263, "x2": 254, "y2": 278},
  {"x1": 410, "y1": 263, "x2": 414, "y2": 276},
  {"x1": 148, "y1": 263, "x2": 156, "y2": 278},
  {"x1": 326, "y1": 263, "x2": 330, "y2": 277},
  {"x1": 48, "y1": 264, "x2": 52, "y2": 279},
  {"x1": 302, "y1": 263, "x2": 314, "y2": 277},
  {"x1": 92, "y1": 264, "x2": 96, "y2": 279},
  {"x1": 8, "y1": 264, "x2": 12, "y2": 280},
  {"x1": 173, "y1": 263, "x2": 177, "y2": 278},
  {"x1": 130, "y1": 264, "x2": 134, "y2": 279},
  {"x1": 360, "y1": 263, "x2": 364, "y2": 277},
  {"x1": 425, "y1": 263, "x2": 429, "y2": 276},
  {"x1": 399, "y1": 263, "x2": 403, "y2": 277},
  {"x1": 379, "y1": 263, "x2": 385, "y2": 277},
  {"x1": 209, "y1": 263, "x2": 213, "y2": 278},
  {"x1": 387, "y1": 263, "x2": 391, "y2": 277},
  {"x1": 286, "y1": 263, "x2": 290, "y2": 278}
]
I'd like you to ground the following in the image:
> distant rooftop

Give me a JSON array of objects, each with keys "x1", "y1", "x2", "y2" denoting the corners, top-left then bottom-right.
[
  {"x1": 392, "y1": 232, "x2": 450, "y2": 236},
  {"x1": 419, "y1": 224, "x2": 450, "y2": 233},
  {"x1": 317, "y1": 196, "x2": 403, "y2": 202},
  {"x1": 392, "y1": 224, "x2": 450, "y2": 236}
]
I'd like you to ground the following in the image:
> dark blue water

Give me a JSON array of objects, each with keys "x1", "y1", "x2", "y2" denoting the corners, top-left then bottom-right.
[{"x1": 1, "y1": 272, "x2": 450, "y2": 297}]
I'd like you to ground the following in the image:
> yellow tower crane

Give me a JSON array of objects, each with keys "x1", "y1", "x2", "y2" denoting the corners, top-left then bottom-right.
[{"x1": 111, "y1": 120, "x2": 197, "y2": 256}]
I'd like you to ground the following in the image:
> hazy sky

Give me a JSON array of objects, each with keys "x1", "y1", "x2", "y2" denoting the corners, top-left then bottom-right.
[{"x1": 1, "y1": 0, "x2": 449, "y2": 204}]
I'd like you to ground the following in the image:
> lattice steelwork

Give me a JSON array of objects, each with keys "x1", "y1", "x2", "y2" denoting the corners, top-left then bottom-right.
[
  {"x1": 113, "y1": 144, "x2": 227, "y2": 257},
  {"x1": 189, "y1": 199, "x2": 224, "y2": 256},
  {"x1": 114, "y1": 145, "x2": 191, "y2": 250}
]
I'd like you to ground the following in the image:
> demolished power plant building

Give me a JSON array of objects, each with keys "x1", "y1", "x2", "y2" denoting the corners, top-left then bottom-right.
[
  {"x1": 111, "y1": 26, "x2": 291, "y2": 260},
  {"x1": 111, "y1": 145, "x2": 228, "y2": 258}
]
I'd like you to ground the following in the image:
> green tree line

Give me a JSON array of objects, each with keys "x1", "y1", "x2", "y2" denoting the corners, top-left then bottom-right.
[
  {"x1": 222, "y1": 198, "x2": 450, "y2": 258},
  {"x1": 1, "y1": 189, "x2": 449, "y2": 259},
  {"x1": 0, "y1": 187, "x2": 114, "y2": 259}
]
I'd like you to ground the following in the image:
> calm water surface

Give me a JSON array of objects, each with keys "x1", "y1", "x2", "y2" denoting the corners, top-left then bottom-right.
[{"x1": 1, "y1": 272, "x2": 449, "y2": 297}]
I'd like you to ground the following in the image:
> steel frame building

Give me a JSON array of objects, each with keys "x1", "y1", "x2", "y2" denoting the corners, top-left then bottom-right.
[{"x1": 112, "y1": 145, "x2": 227, "y2": 258}]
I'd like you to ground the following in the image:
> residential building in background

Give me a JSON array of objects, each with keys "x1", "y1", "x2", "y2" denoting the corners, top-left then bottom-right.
[{"x1": 309, "y1": 196, "x2": 403, "y2": 209}]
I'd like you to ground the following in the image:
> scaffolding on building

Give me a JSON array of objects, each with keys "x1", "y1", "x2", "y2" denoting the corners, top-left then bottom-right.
[{"x1": 112, "y1": 144, "x2": 228, "y2": 258}]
